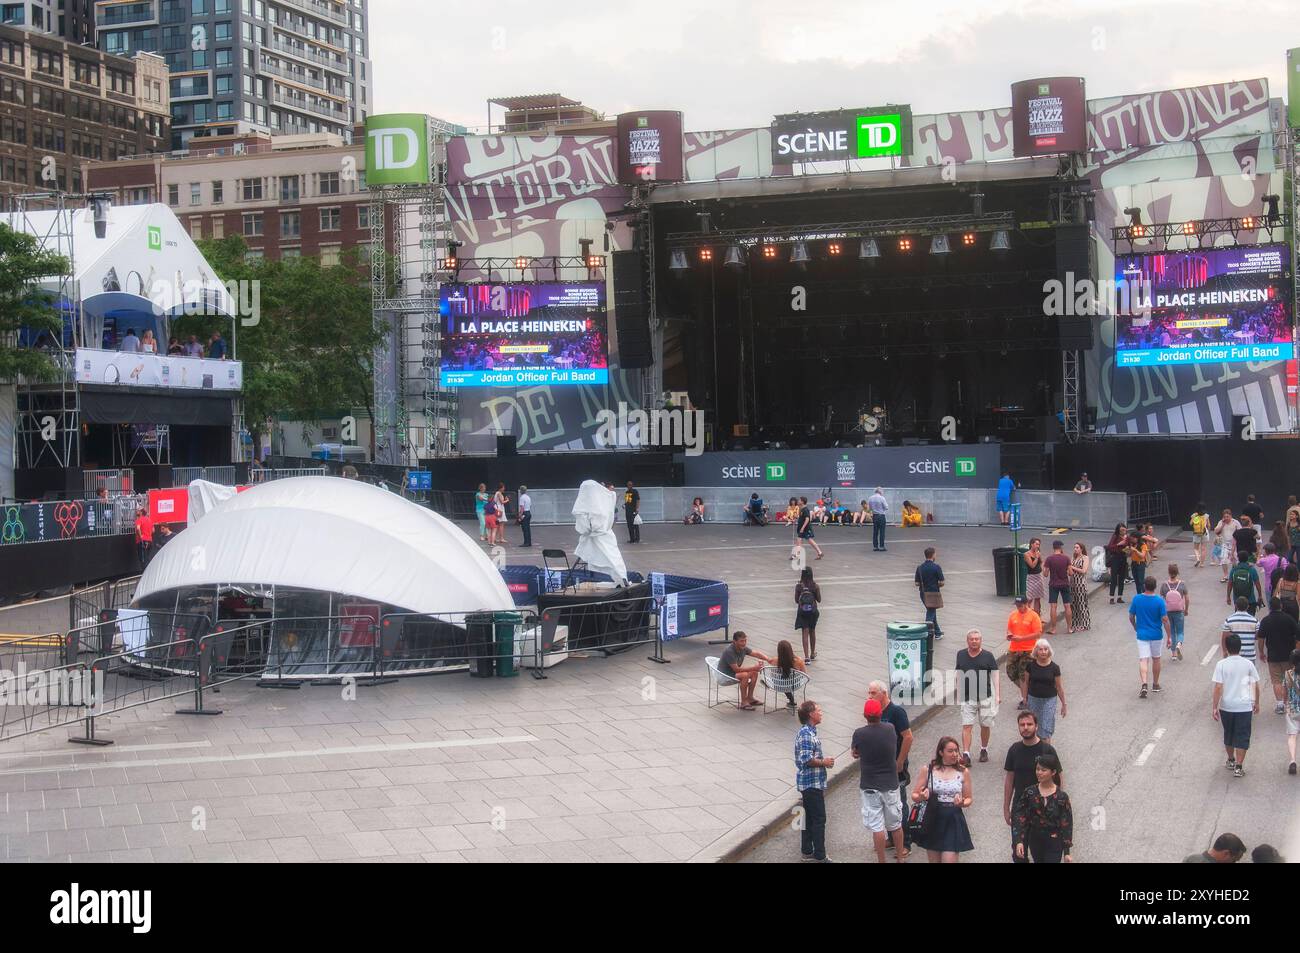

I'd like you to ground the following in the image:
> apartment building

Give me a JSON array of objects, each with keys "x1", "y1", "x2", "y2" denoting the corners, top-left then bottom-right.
[
  {"x1": 82, "y1": 126, "x2": 377, "y2": 263},
  {"x1": 1, "y1": 1, "x2": 95, "y2": 43},
  {"x1": 94, "y1": 0, "x2": 372, "y2": 151},
  {"x1": 0, "y1": 22, "x2": 168, "y2": 201}
]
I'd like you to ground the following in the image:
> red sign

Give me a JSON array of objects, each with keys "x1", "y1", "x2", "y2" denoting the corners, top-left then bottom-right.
[
  {"x1": 340, "y1": 603, "x2": 380, "y2": 648},
  {"x1": 147, "y1": 485, "x2": 250, "y2": 525},
  {"x1": 708, "y1": 605, "x2": 722, "y2": 617}
]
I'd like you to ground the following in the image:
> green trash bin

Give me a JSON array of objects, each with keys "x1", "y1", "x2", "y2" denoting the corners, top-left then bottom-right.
[
  {"x1": 886, "y1": 621, "x2": 931, "y2": 706},
  {"x1": 494, "y1": 611, "x2": 522, "y2": 678}
]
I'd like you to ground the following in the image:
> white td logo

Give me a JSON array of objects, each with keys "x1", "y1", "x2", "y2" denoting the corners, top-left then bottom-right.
[
  {"x1": 861, "y1": 121, "x2": 898, "y2": 150},
  {"x1": 368, "y1": 127, "x2": 419, "y2": 171}
]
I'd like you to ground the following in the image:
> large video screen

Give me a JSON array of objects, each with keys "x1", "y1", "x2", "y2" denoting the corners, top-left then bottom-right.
[
  {"x1": 1115, "y1": 245, "x2": 1293, "y2": 367},
  {"x1": 439, "y1": 282, "x2": 609, "y2": 387}
]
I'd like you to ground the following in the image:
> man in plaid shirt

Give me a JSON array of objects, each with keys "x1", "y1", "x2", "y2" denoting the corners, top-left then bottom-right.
[{"x1": 795, "y1": 700, "x2": 834, "y2": 862}]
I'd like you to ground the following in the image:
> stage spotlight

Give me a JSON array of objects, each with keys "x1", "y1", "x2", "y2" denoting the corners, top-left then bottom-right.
[
  {"x1": 1240, "y1": 216, "x2": 1256, "y2": 230},
  {"x1": 790, "y1": 241, "x2": 810, "y2": 264},
  {"x1": 515, "y1": 255, "x2": 530, "y2": 270},
  {"x1": 724, "y1": 245, "x2": 746, "y2": 269},
  {"x1": 696, "y1": 211, "x2": 712, "y2": 234},
  {"x1": 668, "y1": 248, "x2": 689, "y2": 271},
  {"x1": 699, "y1": 247, "x2": 714, "y2": 262},
  {"x1": 859, "y1": 238, "x2": 881, "y2": 259},
  {"x1": 961, "y1": 232, "x2": 976, "y2": 247},
  {"x1": 761, "y1": 244, "x2": 778, "y2": 260},
  {"x1": 930, "y1": 234, "x2": 951, "y2": 255},
  {"x1": 826, "y1": 241, "x2": 842, "y2": 256},
  {"x1": 1263, "y1": 194, "x2": 1281, "y2": 225},
  {"x1": 897, "y1": 237, "x2": 913, "y2": 252},
  {"x1": 989, "y1": 230, "x2": 1010, "y2": 252},
  {"x1": 1124, "y1": 207, "x2": 1143, "y2": 227},
  {"x1": 586, "y1": 254, "x2": 604, "y2": 269},
  {"x1": 89, "y1": 193, "x2": 111, "y2": 240}
]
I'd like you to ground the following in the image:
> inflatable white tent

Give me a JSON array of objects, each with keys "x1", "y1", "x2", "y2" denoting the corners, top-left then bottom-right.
[{"x1": 134, "y1": 476, "x2": 513, "y2": 615}]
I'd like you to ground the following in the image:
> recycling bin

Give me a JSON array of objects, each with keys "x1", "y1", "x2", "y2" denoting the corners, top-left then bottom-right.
[{"x1": 886, "y1": 620, "x2": 931, "y2": 706}]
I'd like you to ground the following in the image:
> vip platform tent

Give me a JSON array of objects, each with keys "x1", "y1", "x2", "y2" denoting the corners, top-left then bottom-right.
[{"x1": 1, "y1": 203, "x2": 235, "y2": 350}]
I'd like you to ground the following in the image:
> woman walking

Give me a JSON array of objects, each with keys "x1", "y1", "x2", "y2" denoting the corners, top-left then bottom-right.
[
  {"x1": 1159, "y1": 563, "x2": 1189, "y2": 661},
  {"x1": 1012, "y1": 753, "x2": 1073, "y2": 863},
  {"x1": 1284, "y1": 649, "x2": 1299, "y2": 775},
  {"x1": 910, "y1": 736, "x2": 974, "y2": 864},
  {"x1": 774, "y1": 640, "x2": 806, "y2": 711},
  {"x1": 1105, "y1": 523, "x2": 1129, "y2": 604},
  {"x1": 1214, "y1": 509, "x2": 1241, "y2": 582},
  {"x1": 1127, "y1": 531, "x2": 1150, "y2": 595},
  {"x1": 474, "y1": 483, "x2": 489, "y2": 541},
  {"x1": 794, "y1": 568, "x2": 821, "y2": 661},
  {"x1": 1190, "y1": 503, "x2": 1211, "y2": 568},
  {"x1": 492, "y1": 483, "x2": 510, "y2": 545},
  {"x1": 1023, "y1": 538, "x2": 1045, "y2": 615},
  {"x1": 1275, "y1": 564, "x2": 1300, "y2": 622},
  {"x1": 1068, "y1": 542, "x2": 1091, "y2": 631},
  {"x1": 1025, "y1": 639, "x2": 1066, "y2": 743}
]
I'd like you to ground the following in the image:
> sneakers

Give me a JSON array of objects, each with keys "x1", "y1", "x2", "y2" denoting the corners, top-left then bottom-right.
[
  {"x1": 1233, "y1": 764, "x2": 1245, "y2": 778},
  {"x1": 961, "y1": 752, "x2": 972, "y2": 767},
  {"x1": 1152, "y1": 684, "x2": 1163, "y2": 693},
  {"x1": 1139, "y1": 683, "x2": 1148, "y2": 699},
  {"x1": 1276, "y1": 701, "x2": 1286, "y2": 714},
  {"x1": 1174, "y1": 647, "x2": 1183, "y2": 661},
  {"x1": 1290, "y1": 762, "x2": 1297, "y2": 775},
  {"x1": 979, "y1": 748, "x2": 989, "y2": 763},
  {"x1": 1225, "y1": 757, "x2": 1237, "y2": 770}
]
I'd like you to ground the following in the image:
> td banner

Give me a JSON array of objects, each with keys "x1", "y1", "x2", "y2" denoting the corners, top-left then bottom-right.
[{"x1": 683, "y1": 444, "x2": 1001, "y2": 489}]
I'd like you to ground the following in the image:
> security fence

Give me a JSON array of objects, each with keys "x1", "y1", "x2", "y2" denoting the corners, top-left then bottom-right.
[
  {"x1": 171, "y1": 466, "x2": 236, "y2": 487},
  {"x1": 82, "y1": 468, "x2": 134, "y2": 499},
  {"x1": 248, "y1": 466, "x2": 327, "y2": 484}
]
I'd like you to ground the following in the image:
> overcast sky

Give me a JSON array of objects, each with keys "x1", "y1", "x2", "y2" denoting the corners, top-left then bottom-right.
[{"x1": 369, "y1": 0, "x2": 1293, "y2": 131}]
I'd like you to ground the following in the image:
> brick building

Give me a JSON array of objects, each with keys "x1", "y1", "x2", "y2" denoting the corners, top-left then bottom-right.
[
  {"x1": 82, "y1": 125, "x2": 380, "y2": 263},
  {"x1": 0, "y1": 22, "x2": 168, "y2": 202}
]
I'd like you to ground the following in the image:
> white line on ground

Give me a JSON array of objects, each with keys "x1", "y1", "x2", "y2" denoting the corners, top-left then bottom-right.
[
  {"x1": 1153, "y1": 727, "x2": 1166, "y2": 740},
  {"x1": 0, "y1": 740, "x2": 212, "y2": 762},
  {"x1": 0, "y1": 735, "x2": 538, "y2": 778},
  {"x1": 729, "y1": 569, "x2": 993, "y2": 590},
  {"x1": 1201, "y1": 644, "x2": 1220, "y2": 666},
  {"x1": 631, "y1": 539, "x2": 937, "y2": 555},
  {"x1": 1135, "y1": 743, "x2": 1157, "y2": 766},
  {"x1": 731, "y1": 603, "x2": 894, "y2": 615}
]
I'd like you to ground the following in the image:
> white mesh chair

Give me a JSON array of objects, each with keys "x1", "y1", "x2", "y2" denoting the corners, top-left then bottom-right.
[
  {"x1": 759, "y1": 666, "x2": 810, "y2": 714},
  {"x1": 705, "y1": 656, "x2": 742, "y2": 708}
]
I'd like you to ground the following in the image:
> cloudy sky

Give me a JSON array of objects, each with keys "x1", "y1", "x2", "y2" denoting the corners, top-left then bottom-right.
[{"x1": 370, "y1": 0, "x2": 1294, "y2": 130}]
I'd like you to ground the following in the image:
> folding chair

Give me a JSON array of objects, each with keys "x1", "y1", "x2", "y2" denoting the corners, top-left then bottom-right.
[
  {"x1": 759, "y1": 666, "x2": 810, "y2": 714},
  {"x1": 705, "y1": 656, "x2": 743, "y2": 708}
]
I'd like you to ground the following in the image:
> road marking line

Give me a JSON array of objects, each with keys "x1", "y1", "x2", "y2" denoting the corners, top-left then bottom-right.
[
  {"x1": 732, "y1": 603, "x2": 893, "y2": 615},
  {"x1": 1152, "y1": 728, "x2": 1166, "y2": 740},
  {"x1": 0, "y1": 735, "x2": 538, "y2": 778},
  {"x1": 0, "y1": 740, "x2": 212, "y2": 762},
  {"x1": 1135, "y1": 743, "x2": 1157, "y2": 766},
  {"x1": 1200, "y1": 644, "x2": 1219, "y2": 666},
  {"x1": 635, "y1": 539, "x2": 938, "y2": 555}
]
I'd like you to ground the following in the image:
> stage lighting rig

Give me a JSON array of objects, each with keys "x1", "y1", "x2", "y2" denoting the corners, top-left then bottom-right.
[
  {"x1": 442, "y1": 239, "x2": 463, "y2": 272},
  {"x1": 699, "y1": 247, "x2": 714, "y2": 262},
  {"x1": 790, "y1": 241, "x2": 810, "y2": 264},
  {"x1": 930, "y1": 235, "x2": 951, "y2": 255},
  {"x1": 669, "y1": 248, "x2": 689, "y2": 271},
  {"x1": 826, "y1": 241, "x2": 843, "y2": 256},
  {"x1": 897, "y1": 237, "x2": 913, "y2": 252},
  {"x1": 724, "y1": 245, "x2": 746, "y2": 270},
  {"x1": 761, "y1": 244, "x2": 778, "y2": 260},
  {"x1": 859, "y1": 238, "x2": 881, "y2": 260}
]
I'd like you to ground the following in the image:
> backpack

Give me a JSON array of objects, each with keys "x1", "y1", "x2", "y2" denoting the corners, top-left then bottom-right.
[
  {"x1": 1229, "y1": 564, "x2": 1255, "y2": 601},
  {"x1": 797, "y1": 585, "x2": 817, "y2": 614},
  {"x1": 1163, "y1": 582, "x2": 1185, "y2": 613},
  {"x1": 483, "y1": 499, "x2": 496, "y2": 517},
  {"x1": 1190, "y1": 513, "x2": 1207, "y2": 535}
]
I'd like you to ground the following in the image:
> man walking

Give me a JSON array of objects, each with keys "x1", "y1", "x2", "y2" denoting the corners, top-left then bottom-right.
[
  {"x1": 1003, "y1": 710, "x2": 1059, "y2": 864},
  {"x1": 868, "y1": 486, "x2": 889, "y2": 551},
  {"x1": 1044, "y1": 539, "x2": 1073, "y2": 635},
  {"x1": 867, "y1": 680, "x2": 913, "y2": 852},
  {"x1": 623, "y1": 480, "x2": 640, "y2": 544},
  {"x1": 852, "y1": 698, "x2": 906, "y2": 863},
  {"x1": 1221, "y1": 596, "x2": 1260, "y2": 662},
  {"x1": 1212, "y1": 633, "x2": 1260, "y2": 778},
  {"x1": 956, "y1": 629, "x2": 999, "y2": 765},
  {"x1": 914, "y1": 546, "x2": 945, "y2": 639},
  {"x1": 796, "y1": 496, "x2": 823, "y2": 561},
  {"x1": 1258, "y1": 597, "x2": 1299, "y2": 714},
  {"x1": 794, "y1": 700, "x2": 834, "y2": 862},
  {"x1": 517, "y1": 485, "x2": 533, "y2": 548},
  {"x1": 1226, "y1": 552, "x2": 1264, "y2": 616},
  {"x1": 1129, "y1": 576, "x2": 1170, "y2": 698},
  {"x1": 1006, "y1": 596, "x2": 1043, "y2": 710}
]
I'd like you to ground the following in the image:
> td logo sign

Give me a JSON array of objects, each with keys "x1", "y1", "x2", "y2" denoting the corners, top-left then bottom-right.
[
  {"x1": 365, "y1": 114, "x2": 430, "y2": 186},
  {"x1": 147, "y1": 226, "x2": 162, "y2": 250},
  {"x1": 856, "y1": 113, "x2": 904, "y2": 157},
  {"x1": 765, "y1": 462, "x2": 787, "y2": 481},
  {"x1": 956, "y1": 457, "x2": 977, "y2": 477}
]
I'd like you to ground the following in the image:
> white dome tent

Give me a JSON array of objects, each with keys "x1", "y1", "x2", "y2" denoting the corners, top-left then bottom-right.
[{"x1": 133, "y1": 476, "x2": 514, "y2": 678}]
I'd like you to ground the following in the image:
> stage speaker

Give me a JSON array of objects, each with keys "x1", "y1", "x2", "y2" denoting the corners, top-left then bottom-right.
[
  {"x1": 1231, "y1": 415, "x2": 1248, "y2": 440},
  {"x1": 1055, "y1": 223, "x2": 1094, "y2": 351},
  {"x1": 612, "y1": 249, "x2": 653, "y2": 368},
  {"x1": 496, "y1": 434, "x2": 517, "y2": 457}
]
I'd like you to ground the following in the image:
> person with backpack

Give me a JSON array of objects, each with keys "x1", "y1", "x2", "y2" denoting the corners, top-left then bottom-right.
[
  {"x1": 1275, "y1": 564, "x2": 1300, "y2": 622},
  {"x1": 1190, "y1": 505, "x2": 1211, "y2": 568},
  {"x1": 1160, "y1": 563, "x2": 1190, "y2": 661},
  {"x1": 482, "y1": 490, "x2": 499, "y2": 545},
  {"x1": 1226, "y1": 553, "x2": 1264, "y2": 617},
  {"x1": 1283, "y1": 649, "x2": 1300, "y2": 776},
  {"x1": 1214, "y1": 509, "x2": 1242, "y2": 583},
  {"x1": 794, "y1": 567, "x2": 822, "y2": 662},
  {"x1": 1258, "y1": 542, "x2": 1288, "y2": 596}
]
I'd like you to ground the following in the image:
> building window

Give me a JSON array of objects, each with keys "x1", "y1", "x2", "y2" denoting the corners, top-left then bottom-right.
[
  {"x1": 279, "y1": 176, "x2": 299, "y2": 202},
  {"x1": 212, "y1": 216, "x2": 225, "y2": 239},
  {"x1": 241, "y1": 178, "x2": 263, "y2": 201},
  {"x1": 216, "y1": 101, "x2": 233, "y2": 120},
  {"x1": 190, "y1": 182, "x2": 201, "y2": 205},
  {"x1": 320, "y1": 245, "x2": 341, "y2": 267},
  {"x1": 168, "y1": 184, "x2": 179, "y2": 206},
  {"x1": 281, "y1": 247, "x2": 301, "y2": 258},
  {"x1": 245, "y1": 248, "x2": 264, "y2": 261},
  {"x1": 357, "y1": 204, "x2": 371, "y2": 230},
  {"x1": 216, "y1": 74, "x2": 232, "y2": 94},
  {"x1": 319, "y1": 207, "x2": 340, "y2": 231},
  {"x1": 280, "y1": 211, "x2": 300, "y2": 239},
  {"x1": 214, "y1": 22, "x2": 232, "y2": 41},
  {"x1": 189, "y1": 218, "x2": 203, "y2": 239},
  {"x1": 216, "y1": 48, "x2": 232, "y2": 67},
  {"x1": 318, "y1": 171, "x2": 339, "y2": 195},
  {"x1": 243, "y1": 212, "x2": 263, "y2": 237},
  {"x1": 212, "y1": 180, "x2": 224, "y2": 204}
]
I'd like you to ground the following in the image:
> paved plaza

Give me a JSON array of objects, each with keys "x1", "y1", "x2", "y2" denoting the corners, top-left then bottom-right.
[{"x1": 1, "y1": 517, "x2": 1295, "y2": 863}]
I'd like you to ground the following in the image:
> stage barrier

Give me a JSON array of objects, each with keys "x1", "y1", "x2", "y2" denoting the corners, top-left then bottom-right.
[
  {"x1": 171, "y1": 466, "x2": 236, "y2": 487},
  {"x1": 379, "y1": 609, "x2": 540, "y2": 678},
  {"x1": 653, "y1": 573, "x2": 730, "y2": 642}
]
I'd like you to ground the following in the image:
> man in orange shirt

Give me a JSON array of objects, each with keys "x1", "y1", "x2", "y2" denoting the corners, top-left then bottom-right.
[{"x1": 1006, "y1": 595, "x2": 1043, "y2": 710}]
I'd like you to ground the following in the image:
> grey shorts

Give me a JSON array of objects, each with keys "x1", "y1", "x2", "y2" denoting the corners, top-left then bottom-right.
[{"x1": 860, "y1": 787, "x2": 903, "y2": 833}]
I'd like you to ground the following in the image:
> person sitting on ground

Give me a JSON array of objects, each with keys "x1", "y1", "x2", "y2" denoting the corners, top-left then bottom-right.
[
  {"x1": 853, "y1": 500, "x2": 870, "y2": 526},
  {"x1": 718, "y1": 631, "x2": 773, "y2": 711},
  {"x1": 780, "y1": 497, "x2": 799, "y2": 524},
  {"x1": 742, "y1": 493, "x2": 767, "y2": 526},
  {"x1": 685, "y1": 497, "x2": 705, "y2": 525},
  {"x1": 812, "y1": 498, "x2": 827, "y2": 525},
  {"x1": 901, "y1": 500, "x2": 923, "y2": 528}
]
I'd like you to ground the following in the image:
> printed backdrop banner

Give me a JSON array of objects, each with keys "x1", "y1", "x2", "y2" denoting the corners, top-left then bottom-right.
[
  {"x1": 1, "y1": 500, "x2": 116, "y2": 545},
  {"x1": 75, "y1": 350, "x2": 242, "y2": 391},
  {"x1": 683, "y1": 445, "x2": 1000, "y2": 488}
]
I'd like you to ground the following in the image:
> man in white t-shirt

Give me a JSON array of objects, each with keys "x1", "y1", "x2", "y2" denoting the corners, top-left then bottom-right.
[
  {"x1": 517, "y1": 485, "x2": 533, "y2": 548},
  {"x1": 1212, "y1": 632, "x2": 1260, "y2": 779}
]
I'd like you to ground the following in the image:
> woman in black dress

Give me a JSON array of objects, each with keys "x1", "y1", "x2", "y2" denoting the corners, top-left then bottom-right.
[
  {"x1": 794, "y1": 567, "x2": 821, "y2": 661},
  {"x1": 1012, "y1": 753, "x2": 1073, "y2": 863},
  {"x1": 910, "y1": 736, "x2": 974, "y2": 863}
]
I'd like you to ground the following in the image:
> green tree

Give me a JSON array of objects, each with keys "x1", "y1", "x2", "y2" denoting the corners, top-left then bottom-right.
[
  {"x1": 179, "y1": 236, "x2": 383, "y2": 455},
  {"x1": 0, "y1": 223, "x2": 69, "y2": 381}
]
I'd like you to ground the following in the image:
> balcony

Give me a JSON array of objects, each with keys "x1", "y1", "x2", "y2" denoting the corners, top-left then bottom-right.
[
  {"x1": 269, "y1": 36, "x2": 348, "y2": 75},
  {"x1": 276, "y1": 0, "x2": 349, "y2": 27},
  {"x1": 273, "y1": 92, "x2": 347, "y2": 124},
  {"x1": 257, "y1": 56, "x2": 336, "y2": 94},
  {"x1": 95, "y1": 0, "x2": 158, "y2": 28}
]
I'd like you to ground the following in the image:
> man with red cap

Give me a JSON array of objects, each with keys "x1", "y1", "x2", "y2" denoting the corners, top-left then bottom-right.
[{"x1": 852, "y1": 697, "x2": 907, "y2": 862}]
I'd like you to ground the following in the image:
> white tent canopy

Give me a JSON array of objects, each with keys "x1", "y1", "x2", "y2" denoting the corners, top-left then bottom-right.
[
  {"x1": 1, "y1": 203, "x2": 235, "y2": 349},
  {"x1": 134, "y1": 476, "x2": 514, "y2": 616}
]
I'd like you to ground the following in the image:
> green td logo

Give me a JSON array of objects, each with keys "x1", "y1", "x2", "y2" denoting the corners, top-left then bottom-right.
[
  {"x1": 956, "y1": 457, "x2": 977, "y2": 477},
  {"x1": 856, "y1": 113, "x2": 904, "y2": 157},
  {"x1": 147, "y1": 226, "x2": 162, "y2": 250},
  {"x1": 765, "y1": 462, "x2": 787, "y2": 481},
  {"x1": 365, "y1": 113, "x2": 430, "y2": 187},
  {"x1": 1038, "y1": 83, "x2": 1051, "y2": 95}
]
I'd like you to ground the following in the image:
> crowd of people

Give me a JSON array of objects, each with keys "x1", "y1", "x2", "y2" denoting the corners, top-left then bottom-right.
[{"x1": 113, "y1": 328, "x2": 228, "y2": 359}]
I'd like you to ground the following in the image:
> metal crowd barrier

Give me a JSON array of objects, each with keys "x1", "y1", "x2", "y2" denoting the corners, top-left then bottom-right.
[
  {"x1": 1128, "y1": 490, "x2": 1172, "y2": 526},
  {"x1": 532, "y1": 594, "x2": 662, "y2": 678},
  {"x1": 0, "y1": 632, "x2": 68, "y2": 677},
  {"x1": 256, "y1": 614, "x2": 381, "y2": 684},
  {"x1": 82, "y1": 468, "x2": 133, "y2": 499},
  {"x1": 378, "y1": 609, "x2": 540, "y2": 677},
  {"x1": 0, "y1": 657, "x2": 98, "y2": 744},
  {"x1": 248, "y1": 466, "x2": 326, "y2": 484},
  {"x1": 171, "y1": 465, "x2": 236, "y2": 487}
]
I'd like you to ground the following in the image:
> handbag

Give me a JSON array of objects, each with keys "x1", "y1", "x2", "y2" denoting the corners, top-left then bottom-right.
[
  {"x1": 922, "y1": 590, "x2": 943, "y2": 609},
  {"x1": 905, "y1": 766, "x2": 932, "y2": 842}
]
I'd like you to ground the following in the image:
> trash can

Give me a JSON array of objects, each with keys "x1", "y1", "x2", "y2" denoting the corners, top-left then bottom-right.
[
  {"x1": 466, "y1": 612, "x2": 495, "y2": 678},
  {"x1": 992, "y1": 547, "x2": 1017, "y2": 597},
  {"x1": 886, "y1": 621, "x2": 931, "y2": 706},
  {"x1": 494, "y1": 611, "x2": 521, "y2": 678}
]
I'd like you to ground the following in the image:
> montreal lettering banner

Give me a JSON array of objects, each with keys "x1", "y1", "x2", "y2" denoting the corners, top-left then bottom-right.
[{"x1": 683, "y1": 444, "x2": 1001, "y2": 488}]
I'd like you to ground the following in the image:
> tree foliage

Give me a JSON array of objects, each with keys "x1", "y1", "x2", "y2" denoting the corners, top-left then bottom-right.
[{"x1": 0, "y1": 223, "x2": 69, "y2": 382}]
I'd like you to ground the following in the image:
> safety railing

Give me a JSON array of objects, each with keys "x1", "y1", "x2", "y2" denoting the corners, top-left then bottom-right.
[
  {"x1": 532, "y1": 593, "x2": 662, "y2": 677},
  {"x1": 378, "y1": 609, "x2": 540, "y2": 678},
  {"x1": 256, "y1": 614, "x2": 379, "y2": 683},
  {"x1": 0, "y1": 632, "x2": 69, "y2": 676},
  {"x1": 83, "y1": 468, "x2": 134, "y2": 499},
  {"x1": 0, "y1": 657, "x2": 100, "y2": 744},
  {"x1": 171, "y1": 466, "x2": 236, "y2": 487},
  {"x1": 248, "y1": 466, "x2": 327, "y2": 484},
  {"x1": 1127, "y1": 490, "x2": 1171, "y2": 526}
]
